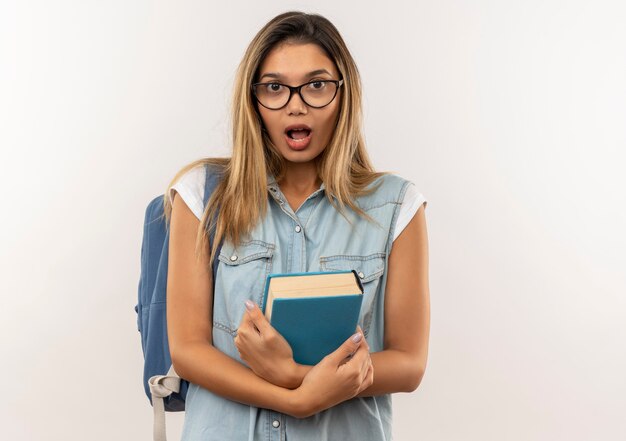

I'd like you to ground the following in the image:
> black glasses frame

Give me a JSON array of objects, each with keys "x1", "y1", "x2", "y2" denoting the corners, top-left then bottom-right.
[{"x1": 251, "y1": 79, "x2": 344, "y2": 110}]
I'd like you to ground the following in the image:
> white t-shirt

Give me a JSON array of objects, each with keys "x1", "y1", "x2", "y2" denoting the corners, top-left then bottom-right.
[{"x1": 170, "y1": 167, "x2": 427, "y2": 242}]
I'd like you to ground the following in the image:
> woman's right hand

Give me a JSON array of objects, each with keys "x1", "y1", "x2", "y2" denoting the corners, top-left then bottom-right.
[{"x1": 292, "y1": 327, "x2": 374, "y2": 418}]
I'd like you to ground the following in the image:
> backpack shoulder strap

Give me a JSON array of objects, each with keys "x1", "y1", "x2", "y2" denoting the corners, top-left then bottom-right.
[{"x1": 203, "y1": 162, "x2": 224, "y2": 282}]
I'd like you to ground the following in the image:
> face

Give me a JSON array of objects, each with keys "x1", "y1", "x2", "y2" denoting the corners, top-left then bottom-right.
[{"x1": 255, "y1": 43, "x2": 342, "y2": 165}]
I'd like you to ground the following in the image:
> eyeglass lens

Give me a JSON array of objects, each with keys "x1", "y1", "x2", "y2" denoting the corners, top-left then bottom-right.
[{"x1": 254, "y1": 81, "x2": 339, "y2": 109}]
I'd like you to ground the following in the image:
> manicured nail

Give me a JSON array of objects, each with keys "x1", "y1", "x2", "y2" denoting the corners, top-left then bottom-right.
[
  {"x1": 352, "y1": 333, "x2": 362, "y2": 343},
  {"x1": 245, "y1": 300, "x2": 255, "y2": 311}
]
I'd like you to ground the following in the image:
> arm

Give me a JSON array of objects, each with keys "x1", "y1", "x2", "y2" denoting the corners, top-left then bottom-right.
[
  {"x1": 357, "y1": 202, "x2": 430, "y2": 395},
  {"x1": 235, "y1": 303, "x2": 366, "y2": 389},
  {"x1": 166, "y1": 192, "x2": 373, "y2": 418},
  {"x1": 247, "y1": 203, "x2": 430, "y2": 395}
]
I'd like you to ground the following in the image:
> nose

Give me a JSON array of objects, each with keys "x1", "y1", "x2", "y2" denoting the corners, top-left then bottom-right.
[{"x1": 285, "y1": 90, "x2": 308, "y2": 115}]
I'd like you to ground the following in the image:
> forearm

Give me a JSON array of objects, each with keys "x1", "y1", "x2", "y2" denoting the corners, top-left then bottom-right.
[
  {"x1": 356, "y1": 349, "x2": 425, "y2": 397},
  {"x1": 172, "y1": 341, "x2": 302, "y2": 417},
  {"x1": 292, "y1": 348, "x2": 424, "y2": 398}
]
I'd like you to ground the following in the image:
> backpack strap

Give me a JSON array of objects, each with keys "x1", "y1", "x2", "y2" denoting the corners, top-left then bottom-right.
[
  {"x1": 149, "y1": 365, "x2": 181, "y2": 441},
  {"x1": 150, "y1": 163, "x2": 224, "y2": 441},
  {"x1": 204, "y1": 162, "x2": 224, "y2": 285}
]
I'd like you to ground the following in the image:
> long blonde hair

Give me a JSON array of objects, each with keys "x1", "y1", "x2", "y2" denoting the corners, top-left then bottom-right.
[{"x1": 163, "y1": 11, "x2": 387, "y2": 267}]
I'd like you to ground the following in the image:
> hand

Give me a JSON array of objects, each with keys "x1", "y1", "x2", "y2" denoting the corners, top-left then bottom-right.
[
  {"x1": 293, "y1": 326, "x2": 374, "y2": 418},
  {"x1": 234, "y1": 300, "x2": 301, "y2": 389}
]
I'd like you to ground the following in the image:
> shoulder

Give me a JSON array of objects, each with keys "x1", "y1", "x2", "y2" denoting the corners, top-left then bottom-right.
[
  {"x1": 392, "y1": 182, "x2": 428, "y2": 241},
  {"x1": 356, "y1": 172, "x2": 414, "y2": 209},
  {"x1": 169, "y1": 165, "x2": 207, "y2": 221}
]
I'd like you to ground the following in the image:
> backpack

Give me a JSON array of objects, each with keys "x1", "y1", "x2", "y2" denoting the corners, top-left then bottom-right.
[{"x1": 135, "y1": 163, "x2": 223, "y2": 441}]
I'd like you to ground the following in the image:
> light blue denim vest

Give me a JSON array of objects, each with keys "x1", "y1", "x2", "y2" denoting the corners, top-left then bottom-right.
[{"x1": 182, "y1": 171, "x2": 412, "y2": 441}]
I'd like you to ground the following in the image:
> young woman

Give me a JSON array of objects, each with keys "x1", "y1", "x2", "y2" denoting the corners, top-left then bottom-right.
[{"x1": 164, "y1": 11, "x2": 430, "y2": 441}]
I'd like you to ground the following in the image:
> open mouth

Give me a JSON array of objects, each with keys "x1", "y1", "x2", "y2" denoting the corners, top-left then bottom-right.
[
  {"x1": 286, "y1": 128, "x2": 312, "y2": 140},
  {"x1": 284, "y1": 124, "x2": 313, "y2": 149}
]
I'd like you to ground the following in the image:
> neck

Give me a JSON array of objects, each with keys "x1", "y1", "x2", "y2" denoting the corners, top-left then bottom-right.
[{"x1": 278, "y1": 162, "x2": 322, "y2": 196}]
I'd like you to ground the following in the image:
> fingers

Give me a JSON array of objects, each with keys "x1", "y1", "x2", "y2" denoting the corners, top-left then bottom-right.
[
  {"x1": 326, "y1": 331, "x2": 364, "y2": 366},
  {"x1": 349, "y1": 331, "x2": 369, "y2": 361},
  {"x1": 244, "y1": 300, "x2": 272, "y2": 334},
  {"x1": 357, "y1": 361, "x2": 374, "y2": 394},
  {"x1": 341, "y1": 336, "x2": 373, "y2": 396},
  {"x1": 343, "y1": 331, "x2": 371, "y2": 382},
  {"x1": 354, "y1": 333, "x2": 373, "y2": 392},
  {"x1": 358, "y1": 346, "x2": 369, "y2": 376},
  {"x1": 235, "y1": 303, "x2": 259, "y2": 350},
  {"x1": 237, "y1": 303, "x2": 254, "y2": 333}
]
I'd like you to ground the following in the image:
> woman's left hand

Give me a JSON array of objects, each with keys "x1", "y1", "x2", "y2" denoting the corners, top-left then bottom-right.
[{"x1": 234, "y1": 300, "x2": 302, "y2": 389}]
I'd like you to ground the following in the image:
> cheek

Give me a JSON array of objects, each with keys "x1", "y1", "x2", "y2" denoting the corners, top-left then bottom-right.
[
  {"x1": 260, "y1": 114, "x2": 282, "y2": 137},
  {"x1": 320, "y1": 110, "x2": 340, "y2": 141}
]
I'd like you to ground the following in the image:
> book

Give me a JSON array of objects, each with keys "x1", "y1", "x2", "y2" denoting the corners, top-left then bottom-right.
[{"x1": 261, "y1": 270, "x2": 364, "y2": 366}]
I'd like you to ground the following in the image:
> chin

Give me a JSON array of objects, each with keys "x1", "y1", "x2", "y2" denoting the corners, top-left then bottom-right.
[
  {"x1": 284, "y1": 151, "x2": 325, "y2": 165},
  {"x1": 277, "y1": 145, "x2": 325, "y2": 163}
]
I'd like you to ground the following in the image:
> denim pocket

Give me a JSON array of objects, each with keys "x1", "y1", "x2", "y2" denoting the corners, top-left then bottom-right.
[
  {"x1": 319, "y1": 252, "x2": 386, "y2": 336},
  {"x1": 213, "y1": 239, "x2": 275, "y2": 333}
]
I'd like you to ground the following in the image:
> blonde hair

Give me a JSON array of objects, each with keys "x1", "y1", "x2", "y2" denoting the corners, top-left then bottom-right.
[{"x1": 163, "y1": 11, "x2": 387, "y2": 268}]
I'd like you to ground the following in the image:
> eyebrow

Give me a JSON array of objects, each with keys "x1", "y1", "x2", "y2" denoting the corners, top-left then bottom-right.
[{"x1": 259, "y1": 69, "x2": 333, "y2": 81}]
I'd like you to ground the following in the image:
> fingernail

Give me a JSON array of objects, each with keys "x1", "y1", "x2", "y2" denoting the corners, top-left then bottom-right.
[
  {"x1": 351, "y1": 333, "x2": 362, "y2": 343},
  {"x1": 245, "y1": 300, "x2": 255, "y2": 311}
]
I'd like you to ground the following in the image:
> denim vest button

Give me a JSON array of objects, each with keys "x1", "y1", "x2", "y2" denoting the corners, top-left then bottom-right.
[
  {"x1": 295, "y1": 225, "x2": 301, "y2": 233},
  {"x1": 230, "y1": 255, "x2": 238, "y2": 261},
  {"x1": 272, "y1": 420, "x2": 280, "y2": 428},
  {"x1": 358, "y1": 271, "x2": 365, "y2": 279}
]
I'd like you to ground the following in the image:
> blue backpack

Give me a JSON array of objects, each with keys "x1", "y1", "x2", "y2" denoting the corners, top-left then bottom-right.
[{"x1": 135, "y1": 163, "x2": 223, "y2": 439}]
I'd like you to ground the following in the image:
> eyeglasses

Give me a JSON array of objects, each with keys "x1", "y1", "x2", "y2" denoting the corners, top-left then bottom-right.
[{"x1": 252, "y1": 79, "x2": 344, "y2": 110}]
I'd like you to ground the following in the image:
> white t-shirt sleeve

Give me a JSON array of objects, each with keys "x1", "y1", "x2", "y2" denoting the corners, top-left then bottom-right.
[
  {"x1": 169, "y1": 165, "x2": 206, "y2": 221},
  {"x1": 393, "y1": 182, "x2": 427, "y2": 242}
]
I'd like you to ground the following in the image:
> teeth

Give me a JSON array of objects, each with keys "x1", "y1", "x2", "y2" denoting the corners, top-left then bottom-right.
[{"x1": 287, "y1": 133, "x2": 310, "y2": 142}]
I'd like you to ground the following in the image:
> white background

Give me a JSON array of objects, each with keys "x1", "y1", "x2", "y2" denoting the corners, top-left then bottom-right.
[{"x1": 1, "y1": 1, "x2": 625, "y2": 440}]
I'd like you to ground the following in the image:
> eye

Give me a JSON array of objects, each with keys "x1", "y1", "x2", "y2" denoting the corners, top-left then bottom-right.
[
  {"x1": 308, "y1": 81, "x2": 326, "y2": 90},
  {"x1": 265, "y1": 83, "x2": 283, "y2": 93}
]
